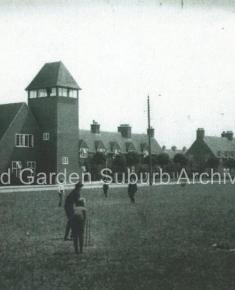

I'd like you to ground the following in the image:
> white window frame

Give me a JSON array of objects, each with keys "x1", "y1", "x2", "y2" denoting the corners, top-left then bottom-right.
[
  {"x1": 29, "y1": 90, "x2": 37, "y2": 98},
  {"x1": 113, "y1": 148, "x2": 121, "y2": 155},
  {"x1": 42, "y1": 132, "x2": 50, "y2": 141},
  {"x1": 50, "y1": 88, "x2": 56, "y2": 96},
  {"x1": 62, "y1": 156, "x2": 69, "y2": 165},
  {"x1": 80, "y1": 148, "x2": 88, "y2": 158},
  {"x1": 143, "y1": 150, "x2": 149, "y2": 157},
  {"x1": 58, "y1": 87, "x2": 68, "y2": 97},
  {"x1": 38, "y1": 89, "x2": 47, "y2": 98},
  {"x1": 69, "y1": 89, "x2": 78, "y2": 98},
  {"x1": 15, "y1": 134, "x2": 34, "y2": 148},
  {"x1": 97, "y1": 147, "x2": 106, "y2": 153},
  {"x1": 12, "y1": 161, "x2": 22, "y2": 177}
]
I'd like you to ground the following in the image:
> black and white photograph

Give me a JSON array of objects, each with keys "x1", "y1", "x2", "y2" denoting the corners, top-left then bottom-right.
[{"x1": 1, "y1": 0, "x2": 235, "y2": 289}]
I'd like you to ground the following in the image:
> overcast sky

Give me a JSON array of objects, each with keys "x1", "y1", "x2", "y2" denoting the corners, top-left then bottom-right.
[{"x1": 0, "y1": 0, "x2": 235, "y2": 149}]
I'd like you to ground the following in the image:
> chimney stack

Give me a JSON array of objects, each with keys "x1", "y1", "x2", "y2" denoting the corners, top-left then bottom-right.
[
  {"x1": 221, "y1": 131, "x2": 233, "y2": 141},
  {"x1": 118, "y1": 124, "x2": 132, "y2": 138},
  {"x1": 196, "y1": 128, "x2": 205, "y2": 141},
  {"x1": 91, "y1": 120, "x2": 100, "y2": 134}
]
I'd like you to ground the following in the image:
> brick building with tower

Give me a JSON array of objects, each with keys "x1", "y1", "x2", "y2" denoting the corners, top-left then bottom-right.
[
  {"x1": 0, "y1": 61, "x2": 80, "y2": 184},
  {"x1": 0, "y1": 61, "x2": 161, "y2": 184}
]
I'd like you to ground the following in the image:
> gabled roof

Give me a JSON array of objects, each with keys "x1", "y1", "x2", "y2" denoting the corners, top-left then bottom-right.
[
  {"x1": 203, "y1": 136, "x2": 235, "y2": 158},
  {"x1": 79, "y1": 130, "x2": 161, "y2": 154},
  {"x1": 26, "y1": 61, "x2": 80, "y2": 90},
  {"x1": 0, "y1": 102, "x2": 25, "y2": 140}
]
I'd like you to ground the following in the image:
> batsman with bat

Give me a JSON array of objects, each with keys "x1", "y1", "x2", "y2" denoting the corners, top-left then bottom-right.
[{"x1": 70, "y1": 198, "x2": 87, "y2": 254}]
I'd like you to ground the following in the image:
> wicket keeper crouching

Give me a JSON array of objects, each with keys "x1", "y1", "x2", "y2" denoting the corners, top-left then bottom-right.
[{"x1": 71, "y1": 198, "x2": 87, "y2": 254}]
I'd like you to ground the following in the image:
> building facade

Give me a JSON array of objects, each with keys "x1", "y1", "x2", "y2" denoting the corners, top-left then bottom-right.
[
  {"x1": 186, "y1": 128, "x2": 235, "y2": 171},
  {"x1": 0, "y1": 61, "x2": 162, "y2": 184},
  {"x1": 79, "y1": 121, "x2": 161, "y2": 173},
  {"x1": 0, "y1": 61, "x2": 80, "y2": 184}
]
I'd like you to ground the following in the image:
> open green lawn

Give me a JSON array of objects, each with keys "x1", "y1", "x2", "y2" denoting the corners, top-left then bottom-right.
[{"x1": 1, "y1": 184, "x2": 235, "y2": 290}]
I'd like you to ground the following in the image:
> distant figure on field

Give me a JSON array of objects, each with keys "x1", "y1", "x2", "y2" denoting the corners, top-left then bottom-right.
[
  {"x1": 128, "y1": 178, "x2": 138, "y2": 203},
  {"x1": 64, "y1": 181, "x2": 83, "y2": 241},
  {"x1": 102, "y1": 180, "x2": 109, "y2": 198},
  {"x1": 57, "y1": 179, "x2": 65, "y2": 207},
  {"x1": 181, "y1": 181, "x2": 187, "y2": 187},
  {"x1": 71, "y1": 198, "x2": 87, "y2": 254}
]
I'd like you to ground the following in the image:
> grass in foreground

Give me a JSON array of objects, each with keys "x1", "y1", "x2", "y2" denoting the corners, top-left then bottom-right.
[{"x1": 1, "y1": 184, "x2": 235, "y2": 290}]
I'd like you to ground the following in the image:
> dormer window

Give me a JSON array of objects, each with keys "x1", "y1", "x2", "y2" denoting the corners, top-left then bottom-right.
[
  {"x1": 58, "y1": 88, "x2": 68, "y2": 97},
  {"x1": 80, "y1": 148, "x2": 88, "y2": 158}
]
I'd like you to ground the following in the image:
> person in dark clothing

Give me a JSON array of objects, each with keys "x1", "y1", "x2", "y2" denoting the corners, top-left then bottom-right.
[
  {"x1": 70, "y1": 198, "x2": 87, "y2": 254},
  {"x1": 128, "y1": 179, "x2": 138, "y2": 203},
  {"x1": 64, "y1": 181, "x2": 83, "y2": 240},
  {"x1": 57, "y1": 178, "x2": 65, "y2": 207},
  {"x1": 103, "y1": 182, "x2": 109, "y2": 198}
]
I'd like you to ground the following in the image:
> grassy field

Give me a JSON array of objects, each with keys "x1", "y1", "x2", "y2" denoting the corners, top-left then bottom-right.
[{"x1": 1, "y1": 184, "x2": 235, "y2": 290}]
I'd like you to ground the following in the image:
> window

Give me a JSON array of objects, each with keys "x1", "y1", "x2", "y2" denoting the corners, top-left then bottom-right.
[
  {"x1": 29, "y1": 90, "x2": 37, "y2": 98},
  {"x1": 38, "y1": 89, "x2": 47, "y2": 97},
  {"x1": 143, "y1": 150, "x2": 149, "y2": 157},
  {"x1": 113, "y1": 149, "x2": 120, "y2": 155},
  {"x1": 80, "y1": 148, "x2": 88, "y2": 158},
  {"x1": 42, "y1": 132, "x2": 50, "y2": 141},
  {"x1": 97, "y1": 148, "x2": 106, "y2": 153},
  {"x1": 27, "y1": 161, "x2": 36, "y2": 172},
  {"x1": 69, "y1": 89, "x2": 78, "y2": 98},
  {"x1": 58, "y1": 88, "x2": 68, "y2": 97},
  {"x1": 62, "y1": 156, "x2": 69, "y2": 165},
  {"x1": 15, "y1": 134, "x2": 34, "y2": 148},
  {"x1": 12, "y1": 161, "x2": 22, "y2": 177},
  {"x1": 50, "y1": 88, "x2": 56, "y2": 96}
]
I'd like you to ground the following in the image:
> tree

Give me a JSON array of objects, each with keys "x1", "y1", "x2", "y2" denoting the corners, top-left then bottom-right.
[
  {"x1": 126, "y1": 151, "x2": 140, "y2": 167},
  {"x1": 157, "y1": 153, "x2": 170, "y2": 168},
  {"x1": 223, "y1": 158, "x2": 235, "y2": 170},
  {"x1": 205, "y1": 157, "x2": 219, "y2": 170},
  {"x1": 142, "y1": 154, "x2": 158, "y2": 166},
  {"x1": 173, "y1": 153, "x2": 188, "y2": 168},
  {"x1": 112, "y1": 154, "x2": 126, "y2": 172},
  {"x1": 91, "y1": 152, "x2": 106, "y2": 166},
  {"x1": 90, "y1": 152, "x2": 106, "y2": 180}
]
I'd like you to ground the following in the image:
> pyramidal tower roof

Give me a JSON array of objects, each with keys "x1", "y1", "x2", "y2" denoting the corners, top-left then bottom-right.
[{"x1": 26, "y1": 61, "x2": 81, "y2": 90}]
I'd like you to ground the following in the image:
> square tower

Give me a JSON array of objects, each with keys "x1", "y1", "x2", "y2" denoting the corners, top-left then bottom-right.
[{"x1": 26, "y1": 61, "x2": 81, "y2": 182}]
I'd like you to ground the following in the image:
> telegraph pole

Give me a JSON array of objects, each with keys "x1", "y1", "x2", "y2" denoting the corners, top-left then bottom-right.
[
  {"x1": 181, "y1": 0, "x2": 184, "y2": 8},
  {"x1": 147, "y1": 96, "x2": 153, "y2": 186}
]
